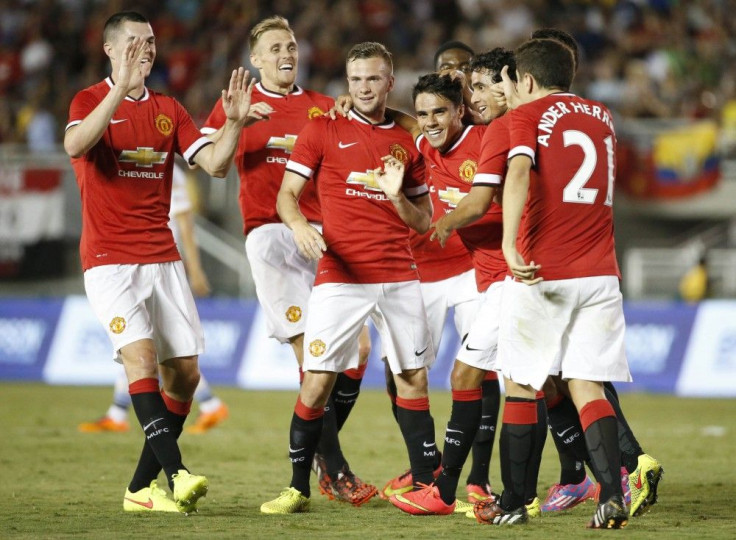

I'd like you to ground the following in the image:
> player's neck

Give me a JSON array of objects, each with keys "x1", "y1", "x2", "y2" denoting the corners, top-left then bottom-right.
[
  {"x1": 260, "y1": 79, "x2": 295, "y2": 96},
  {"x1": 109, "y1": 75, "x2": 145, "y2": 100}
]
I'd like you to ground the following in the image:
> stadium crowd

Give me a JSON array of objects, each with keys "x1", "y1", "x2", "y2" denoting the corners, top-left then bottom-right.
[{"x1": 2, "y1": 0, "x2": 735, "y2": 150}]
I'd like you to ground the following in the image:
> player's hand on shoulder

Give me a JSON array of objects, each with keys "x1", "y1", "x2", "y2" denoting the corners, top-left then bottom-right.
[
  {"x1": 375, "y1": 155, "x2": 405, "y2": 199},
  {"x1": 292, "y1": 222, "x2": 327, "y2": 261},
  {"x1": 327, "y1": 94, "x2": 352, "y2": 120},
  {"x1": 245, "y1": 101, "x2": 274, "y2": 127},
  {"x1": 221, "y1": 68, "x2": 256, "y2": 124},
  {"x1": 504, "y1": 249, "x2": 542, "y2": 285},
  {"x1": 429, "y1": 216, "x2": 452, "y2": 247}
]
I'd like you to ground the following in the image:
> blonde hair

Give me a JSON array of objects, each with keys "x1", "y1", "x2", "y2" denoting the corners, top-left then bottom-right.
[
  {"x1": 346, "y1": 42, "x2": 393, "y2": 73},
  {"x1": 249, "y1": 16, "x2": 294, "y2": 52}
]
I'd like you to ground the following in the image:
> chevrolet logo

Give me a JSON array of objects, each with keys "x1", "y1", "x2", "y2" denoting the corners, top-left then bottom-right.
[
  {"x1": 119, "y1": 147, "x2": 168, "y2": 168},
  {"x1": 346, "y1": 170, "x2": 381, "y2": 191},
  {"x1": 266, "y1": 134, "x2": 298, "y2": 154},
  {"x1": 438, "y1": 187, "x2": 467, "y2": 208}
]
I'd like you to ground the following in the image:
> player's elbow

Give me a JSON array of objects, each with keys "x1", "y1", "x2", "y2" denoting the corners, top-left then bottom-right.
[{"x1": 63, "y1": 136, "x2": 85, "y2": 159}]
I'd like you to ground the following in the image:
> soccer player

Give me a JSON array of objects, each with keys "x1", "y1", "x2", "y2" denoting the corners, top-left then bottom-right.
[
  {"x1": 78, "y1": 164, "x2": 229, "y2": 435},
  {"x1": 260, "y1": 42, "x2": 437, "y2": 515},
  {"x1": 434, "y1": 40, "x2": 475, "y2": 75},
  {"x1": 488, "y1": 38, "x2": 631, "y2": 528},
  {"x1": 64, "y1": 11, "x2": 253, "y2": 512},
  {"x1": 201, "y1": 16, "x2": 374, "y2": 505}
]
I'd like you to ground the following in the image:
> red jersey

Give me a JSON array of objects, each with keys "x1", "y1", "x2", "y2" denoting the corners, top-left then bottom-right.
[
  {"x1": 287, "y1": 110, "x2": 428, "y2": 285},
  {"x1": 67, "y1": 78, "x2": 211, "y2": 270},
  {"x1": 420, "y1": 124, "x2": 506, "y2": 291},
  {"x1": 508, "y1": 93, "x2": 620, "y2": 280},
  {"x1": 202, "y1": 83, "x2": 333, "y2": 235},
  {"x1": 408, "y1": 165, "x2": 473, "y2": 283}
]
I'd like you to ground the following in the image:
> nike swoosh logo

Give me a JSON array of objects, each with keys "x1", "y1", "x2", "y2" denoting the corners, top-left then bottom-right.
[
  {"x1": 338, "y1": 141, "x2": 358, "y2": 149},
  {"x1": 414, "y1": 346, "x2": 429, "y2": 356},
  {"x1": 110, "y1": 118, "x2": 128, "y2": 124},
  {"x1": 336, "y1": 390, "x2": 359, "y2": 397},
  {"x1": 464, "y1": 343, "x2": 483, "y2": 352},
  {"x1": 125, "y1": 497, "x2": 153, "y2": 509},
  {"x1": 142, "y1": 418, "x2": 164, "y2": 431},
  {"x1": 556, "y1": 426, "x2": 575, "y2": 438},
  {"x1": 422, "y1": 441, "x2": 435, "y2": 448},
  {"x1": 289, "y1": 445, "x2": 305, "y2": 453},
  {"x1": 635, "y1": 473, "x2": 643, "y2": 489}
]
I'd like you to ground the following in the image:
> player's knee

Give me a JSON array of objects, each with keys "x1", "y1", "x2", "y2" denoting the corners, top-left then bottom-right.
[{"x1": 450, "y1": 361, "x2": 484, "y2": 390}]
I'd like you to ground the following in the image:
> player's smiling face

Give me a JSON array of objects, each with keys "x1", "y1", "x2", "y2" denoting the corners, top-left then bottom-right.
[
  {"x1": 414, "y1": 92, "x2": 464, "y2": 152},
  {"x1": 471, "y1": 69, "x2": 505, "y2": 123},
  {"x1": 347, "y1": 57, "x2": 394, "y2": 122},
  {"x1": 108, "y1": 21, "x2": 156, "y2": 78},
  {"x1": 251, "y1": 29, "x2": 298, "y2": 91}
]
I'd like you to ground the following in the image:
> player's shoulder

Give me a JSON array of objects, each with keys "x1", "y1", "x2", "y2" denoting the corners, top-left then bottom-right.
[{"x1": 73, "y1": 79, "x2": 110, "y2": 99}]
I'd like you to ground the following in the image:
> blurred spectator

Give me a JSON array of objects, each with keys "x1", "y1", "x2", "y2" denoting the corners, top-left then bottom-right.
[{"x1": 1, "y1": 0, "x2": 735, "y2": 144}]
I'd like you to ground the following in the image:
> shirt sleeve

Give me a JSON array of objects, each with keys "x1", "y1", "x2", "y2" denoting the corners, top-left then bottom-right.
[
  {"x1": 174, "y1": 98, "x2": 213, "y2": 164},
  {"x1": 285, "y1": 117, "x2": 326, "y2": 179},
  {"x1": 474, "y1": 119, "x2": 508, "y2": 187},
  {"x1": 403, "y1": 146, "x2": 429, "y2": 199},
  {"x1": 200, "y1": 97, "x2": 226, "y2": 135},
  {"x1": 507, "y1": 106, "x2": 537, "y2": 166},
  {"x1": 66, "y1": 89, "x2": 100, "y2": 131}
]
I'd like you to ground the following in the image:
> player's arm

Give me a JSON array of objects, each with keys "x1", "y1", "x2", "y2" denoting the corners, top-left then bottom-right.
[
  {"x1": 389, "y1": 109, "x2": 421, "y2": 140},
  {"x1": 205, "y1": 101, "x2": 274, "y2": 144},
  {"x1": 430, "y1": 185, "x2": 496, "y2": 247},
  {"x1": 502, "y1": 155, "x2": 541, "y2": 285},
  {"x1": 277, "y1": 171, "x2": 327, "y2": 260},
  {"x1": 64, "y1": 37, "x2": 148, "y2": 158},
  {"x1": 172, "y1": 208, "x2": 211, "y2": 297},
  {"x1": 499, "y1": 65, "x2": 521, "y2": 111},
  {"x1": 375, "y1": 155, "x2": 432, "y2": 233},
  {"x1": 192, "y1": 68, "x2": 254, "y2": 177}
]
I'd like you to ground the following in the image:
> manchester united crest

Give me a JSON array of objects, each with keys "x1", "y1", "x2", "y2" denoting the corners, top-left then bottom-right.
[
  {"x1": 389, "y1": 143, "x2": 409, "y2": 165},
  {"x1": 109, "y1": 316, "x2": 126, "y2": 334},
  {"x1": 309, "y1": 339, "x2": 326, "y2": 357},
  {"x1": 155, "y1": 114, "x2": 173, "y2": 136},
  {"x1": 307, "y1": 106, "x2": 324, "y2": 119},
  {"x1": 285, "y1": 305, "x2": 302, "y2": 323},
  {"x1": 459, "y1": 159, "x2": 477, "y2": 183}
]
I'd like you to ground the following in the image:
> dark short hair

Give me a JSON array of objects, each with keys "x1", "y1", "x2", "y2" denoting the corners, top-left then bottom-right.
[
  {"x1": 433, "y1": 40, "x2": 475, "y2": 66},
  {"x1": 103, "y1": 11, "x2": 148, "y2": 44},
  {"x1": 514, "y1": 39, "x2": 574, "y2": 91},
  {"x1": 412, "y1": 73, "x2": 464, "y2": 107},
  {"x1": 531, "y1": 28, "x2": 579, "y2": 71},
  {"x1": 346, "y1": 42, "x2": 393, "y2": 73},
  {"x1": 469, "y1": 47, "x2": 516, "y2": 83}
]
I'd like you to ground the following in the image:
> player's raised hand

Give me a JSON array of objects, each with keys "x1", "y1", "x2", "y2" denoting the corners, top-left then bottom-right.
[
  {"x1": 222, "y1": 68, "x2": 256, "y2": 124},
  {"x1": 117, "y1": 37, "x2": 147, "y2": 92},
  {"x1": 499, "y1": 65, "x2": 521, "y2": 110},
  {"x1": 327, "y1": 94, "x2": 353, "y2": 120},
  {"x1": 375, "y1": 155, "x2": 405, "y2": 199},
  {"x1": 503, "y1": 247, "x2": 542, "y2": 285},
  {"x1": 292, "y1": 221, "x2": 327, "y2": 260},
  {"x1": 429, "y1": 216, "x2": 452, "y2": 247}
]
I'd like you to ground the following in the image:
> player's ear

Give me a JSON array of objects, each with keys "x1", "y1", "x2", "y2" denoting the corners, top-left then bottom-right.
[
  {"x1": 387, "y1": 74, "x2": 395, "y2": 92},
  {"x1": 104, "y1": 41, "x2": 114, "y2": 60},
  {"x1": 250, "y1": 51, "x2": 262, "y2": 70}
]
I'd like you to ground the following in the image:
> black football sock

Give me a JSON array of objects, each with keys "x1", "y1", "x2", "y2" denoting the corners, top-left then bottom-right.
[
  {"x1": 332, "y1": 366, "x2": 365, "y2": 431},
  {"x1": 499, "y1": 397, "x2": 537, "y2": 511},
  {"x1": 315, "y1": 397, "x2": 347, "y2": 477},
  {"x1": 396, "y1": 396, "x2": 437, "y2": 486},
  {"x1": 289, "y1": 399, "x2": 325, "y2": 497},
  {"x1": 604, "y1": 384, "x2": 643, "y2": 474},
  {"x1": 384, "y1": 360, "x2": 399, "y2": 423},
  {"x1": 435, "y1": 389, "x2": 482, "y2": 505},
  {"x1": 524, "y1": 392, "x2": 548, "y2": 503},
  {"x1": 466, "y1": 376, "x2": 500, "y2": 488},
  {"x1": 547, "y1": 394, "x2": 588, "y2": 485},
  {"x1": 581, "y1": 399, "x2": 622, "y2": 502}
]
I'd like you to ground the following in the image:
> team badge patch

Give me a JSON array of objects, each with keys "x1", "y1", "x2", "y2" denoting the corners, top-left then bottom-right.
[
  {"x1": 458, "y1": 159, "x2": 477, "y2": 183},
  {"x1": 285, "y1": 305, "x2": 302, "y2": 323},
  {"x1": 155, "y1": 114, "x2": 173, "y2": 136},
  {"x1": 309, "y1": 339, "x2": 326, "y2": 357},
  {"x1": 389, "y1": 143, "x2": 409, "y2": 165},
  {"x1": 307, "y1": 106, "x2": 324, "y2": 119},
  {"x1": 109, "y1": 316, "x2": 126, "y2": 334}
]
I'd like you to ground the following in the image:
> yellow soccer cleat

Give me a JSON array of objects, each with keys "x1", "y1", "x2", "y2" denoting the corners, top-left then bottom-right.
[
  {"x1": 629, "y1": 454, "x2": 663, "y2": 517},
  {"x1": 260, "y1": 487, "x2": 310, "y2": 514},
  {"x1": 454, "y1": 498, "x2": 474, "y2": 515},
  {"x1": 123, "y1": 480, "x2": 179, "y2": 512},
  {"x1": 185, "y1": 403, "x2": 229, "y2": 434},
  {"x1": 525, "y1": 496, "x2": 541, "y2": 518},
  {"x1": 172, "y1": 470, "x2": 209, "y2": 514}
]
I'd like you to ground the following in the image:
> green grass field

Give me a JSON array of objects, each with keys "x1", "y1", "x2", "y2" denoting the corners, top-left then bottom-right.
[{"x1": 2, "y1": 384, "x2": 735, "y2": 539}]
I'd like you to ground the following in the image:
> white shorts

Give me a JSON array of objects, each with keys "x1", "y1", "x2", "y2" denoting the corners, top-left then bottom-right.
[
  {"x1": 303, "y1": 281, "x2": 433, "y2": 374},
  {"x1": 498, "y1": 275, "x2": 632, "y2": 390},
  {"x1": 245, "y1": 223, "x2": 319, "y2": 343},
  {"x1": 456, "y1": 280, "x2": 504, "y2": 372},
  {"x1": 420, "y1": 269, "x2": 480, "y2": 359},
  {"x1": 84, "y1": 261, "x2": 204, "y2": 363}
]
